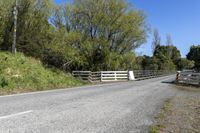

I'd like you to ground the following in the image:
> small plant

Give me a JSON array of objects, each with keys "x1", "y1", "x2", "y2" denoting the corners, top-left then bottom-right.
[
  {"x1": 0, "y1": 77, "x2": 9, "y2": 88},
  {"x1": 150, "y1": 124, "x2": 166, "y2": 133},
  {"x1": 150, "y1": 99, "x2": 172, "y2": 133},
  {"x1": 150, "y1": 126, "x2": 158, "y2": 133}
]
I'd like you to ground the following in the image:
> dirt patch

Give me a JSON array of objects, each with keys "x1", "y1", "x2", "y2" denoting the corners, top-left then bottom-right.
[{"x1": 151, "y1": 86, "x2": 200, "y2": 133}]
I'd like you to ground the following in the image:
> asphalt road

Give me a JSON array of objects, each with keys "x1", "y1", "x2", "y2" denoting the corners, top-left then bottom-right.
[{"x1": 0, "y1": 75, "x2": 177, "y2": 133}]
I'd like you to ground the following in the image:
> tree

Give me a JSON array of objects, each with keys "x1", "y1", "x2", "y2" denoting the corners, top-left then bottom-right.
[
  {"x1": 153, "y1": 45, "x2": 180, "y2": 70},
  {"x1": 154, "y1": 45, "x2": 181, "y2": 63},
  {"x1": 0, "y1": 0, "x2": 53, "y2": 56},
  {"x1": 166, "y1": 34, "x2": 173, "y2": 58},
  {"x1": 0, "y1": 0, "x2": 148, "y2": 71},
  {"x1": 140, "y1": 55, "x2": 152, "y2": 70},
  {"x1": 166, "y1": 34, "x2": 173, "y2": 46},
  {"x1": 177, "y1": 58, "x2": 194, "y2": 70},
  {"x1": 0, "y1": 0, "x2": 14, "y2": 50},
  {"x1": 51, "y1": 0, "x2": 148, "y2": 71},
  {"x1": 152, "y1": 28, "x2": 161, "y2": 53},
  {"x1": 169, "y1": 45, "x2": 181, "y2": 67},
  {"x1": 187, "y1": 45, "x2": 200, "y2": 71}
]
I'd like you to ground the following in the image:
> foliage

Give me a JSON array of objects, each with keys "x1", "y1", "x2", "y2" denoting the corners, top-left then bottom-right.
[
  {"x1": 154, "y1": 45, "x2": 180, "y2": 70},
  {"x1": 0, "y1": 0, "x2": 148, "y2": 71},
  {"x1": 152, "y1": 29, "x2": 161, "y2": 54},
  {"x1": 177, "y1": 58, "x2": 194, "y2": 70},
  {"x1": 135, "y1": 45, "x2": 182, "y2": 71},
  {"x1": 0, "y1": 0, "x2": 186, "y2": 72},
  {"x1": 150, "y1": 99, "x2": 172, "y2": 133},
  {"x1": 0, "y1": 52, "x2": 85, "y2": 95},
  {"x1": 0, "y1": 0, "x2": 53, "y2": 54},
  {"x1": 187, "y1": 45, "x2": 200, "y2": 71},
  {"x1": 50, "y1": 0, "x2": 148, "y2": 71},
  {"x1": 138, "y1": 55, "x2": 153, "y2": 70}
]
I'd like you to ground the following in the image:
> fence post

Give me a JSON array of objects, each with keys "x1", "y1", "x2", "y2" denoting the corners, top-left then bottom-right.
[
  {"x1": 129, "y1": 71, "x2": 135, "y2": 80},
  {"x1": 199, "y1": 75, "x2": 200, "y2": 86},
  {"x1": 176, "y1": 71, "x2": 180, "y2": 83},
  {"x1": 89, "y1": 71, "x2": 92, "y2": 82},
  {"x1": 115, "y1": 72, "x2": 117, "y2": 81},
  {"x1": 100, "y1": 71, "x2": 103, "y2": 82}
]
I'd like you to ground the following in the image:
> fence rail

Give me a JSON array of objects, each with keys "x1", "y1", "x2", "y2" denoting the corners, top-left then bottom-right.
[
  {"x1": 134, "y1": 70, "x2": 174, "y2": 80},
  {"x1": 72, "y1": 71, "x2": 91, "y2": 80},
  {"x1": 101, "y1": 71, "x2": 128, "y2": 82},
  {"x1": 72, "y1": 70, "x2": 175, "y2": 82},
  {"x1": 177, "y1": 72, "x2": 200, "y2": 86}
]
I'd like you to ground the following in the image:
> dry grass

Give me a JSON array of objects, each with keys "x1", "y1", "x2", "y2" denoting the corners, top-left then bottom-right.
[{"x1": 150, "y1": 86, "x2": 200, "y2": 133}]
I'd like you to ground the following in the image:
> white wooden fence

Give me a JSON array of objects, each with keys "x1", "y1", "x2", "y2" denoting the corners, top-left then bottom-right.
[
  {"x1": 72, "y1": 70, "x2": 175, "y2": 82},
  {"x1": 72, "y1": 71, "x2": 128, "y2": 82},
  {"x1": 177, "y1": 72, "x2": 200, "y2": 86},
  {"x1": 101, "y1": 71, "x2": 128, "y2": 82}
]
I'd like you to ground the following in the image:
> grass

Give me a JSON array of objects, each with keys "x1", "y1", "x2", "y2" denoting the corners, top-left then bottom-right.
[
  {"x1": 0, "y1": 52, "x2": 87, "y2": 95},
  {"x1": 150, "y1": 99, "x2": 172, "y2": 133},
  {"x1": 150, "y1": 87, "x2": 200, "y2": 133}
]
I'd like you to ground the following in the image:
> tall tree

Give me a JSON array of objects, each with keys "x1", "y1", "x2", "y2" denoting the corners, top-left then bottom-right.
[
  {"x1": 166, "y1": 34, "x2": 173, "y2": 58},
  {"x1": 177, "y1": 58, "x2": 194, "y2": 70},
  {"x1": 51, "y1": 0, "x2": 148, "y2": 71},
  {"x1": 0, "y1": 0, "x2": 148, "y2": 71},
  {"x1": 0, "y1": 0, "x2": 14, "y2": 50},
  {"x1": 153, "y1": 45, "x2": 180, "y2": 70},
  {"x1": 166, "y1": 34, "x2": 173, "y2": 46},
  {"x1": 187, "y1": 45, "x2": 200, "y2": 71},
  {"x1": 0, "y1": 0, "x2": 53, "y2": 56},
  {"x1": 152, "y1": 28, "x2": 161, "y2": 53}
]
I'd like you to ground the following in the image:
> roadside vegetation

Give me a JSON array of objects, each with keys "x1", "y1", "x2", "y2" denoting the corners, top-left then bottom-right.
[
  {"x1": 0, "y1": 0, "x2": 196, "y2": 72},
  {"x1": 0, "y1": 52, "x2": 86, "y2": 95},
  {"x1": 0, "y1": 0, "x2": 199, "y2": 93},
  {"x1": 150, "y1": 86, "x2": 200, "y2": 133},
  {"x1": 150, "y1": 99, "x2": 172, "y2": 133}
]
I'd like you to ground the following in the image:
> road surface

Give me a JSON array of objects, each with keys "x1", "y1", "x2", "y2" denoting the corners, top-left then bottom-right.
[{"x1": 0, "y1": 75, "x2": 178, "y2": 133}]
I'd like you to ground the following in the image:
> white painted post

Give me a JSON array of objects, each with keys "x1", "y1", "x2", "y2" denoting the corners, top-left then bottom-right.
[
  {"x1": 100, "y1": 71, "x2": 103, "y2": 82},
  {"x1": 115, "y1": 72, "x2": 117, "y2": 81},
  {"x1": 129, "y1": 71, "x2": 135, "y2": 81}
]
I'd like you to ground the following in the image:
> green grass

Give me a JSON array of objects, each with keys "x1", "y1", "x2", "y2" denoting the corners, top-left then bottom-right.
[
  {"x1": 150, "y1": 99, "x2": 172, "y2": 133},
  {"x1": 150, "y1": 124, "x2": 166, "y2": 133},
  {"x1": 0, "y1": 52, "x2": 86, "y2": 95}
]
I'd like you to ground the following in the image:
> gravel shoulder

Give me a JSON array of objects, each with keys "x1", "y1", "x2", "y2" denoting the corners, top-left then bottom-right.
[{"x1": 151, "y1": 85, "x2": 200, "y2": 133}]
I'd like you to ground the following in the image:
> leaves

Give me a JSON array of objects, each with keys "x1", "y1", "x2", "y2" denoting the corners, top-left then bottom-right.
[
  {"x1": 0, "y1": 0, "x2": 148, "y2": 71},
  {"x1": 187, "y1": 45, "x2": 200, "y2": 71}
]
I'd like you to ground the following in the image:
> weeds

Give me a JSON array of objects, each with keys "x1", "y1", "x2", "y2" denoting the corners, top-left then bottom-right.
[{"x1": 0, "y1": 52, "x2": 86, "y2": 95}]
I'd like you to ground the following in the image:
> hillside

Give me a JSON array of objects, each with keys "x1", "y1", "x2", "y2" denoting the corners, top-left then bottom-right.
[{"x1": 0, "y1": 52, "x2": 85, "y2": 95}]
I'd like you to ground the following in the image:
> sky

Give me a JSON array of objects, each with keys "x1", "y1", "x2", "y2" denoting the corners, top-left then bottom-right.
[
  {"x1": 131, "y1": 0, "x2": 200, "y2": 57},
  {"x1": 54, "y1": 0, "x2": 200, "y2": 57}
]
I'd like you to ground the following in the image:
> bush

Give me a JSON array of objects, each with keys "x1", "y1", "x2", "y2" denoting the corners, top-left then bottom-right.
[{"x1": 0, "y1": 52, "x2": 86, "y2": 95}]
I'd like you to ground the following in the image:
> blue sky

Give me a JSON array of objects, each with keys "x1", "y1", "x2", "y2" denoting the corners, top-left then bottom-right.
[
  {"x1": 54, "y1": 0, "x2": 200, "y2": 57},
  {"x1": 132, "y1": 0, "x2": 200, "y2": 57}
]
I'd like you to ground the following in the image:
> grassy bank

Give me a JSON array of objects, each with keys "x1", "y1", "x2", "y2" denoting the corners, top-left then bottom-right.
[{"x1": 0, "y1": 52, "x2": 86, "y2": 95}]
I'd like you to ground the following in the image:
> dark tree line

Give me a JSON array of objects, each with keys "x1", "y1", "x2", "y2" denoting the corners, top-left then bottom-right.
[
  {"x1": 187, "y1": 45, "x2": 200, "y2": 71},
  {"x1": 139, "y1": 29, "x2": 195, "y2": 71}
]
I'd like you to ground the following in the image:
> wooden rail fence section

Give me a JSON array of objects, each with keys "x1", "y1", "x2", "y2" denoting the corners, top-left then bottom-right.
[
  {"x1": 72, "y1": 70, "x2": 175, "y2": 82},
  {"x1": 133, "y1": 70, "x2": 173, "y2": 80},
  {"x1": 101, "y1": 71, "x2": 128, "y2": 82},
  {"x1": 177, "y1": 72, "x2": 200, "y2": 86}
]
